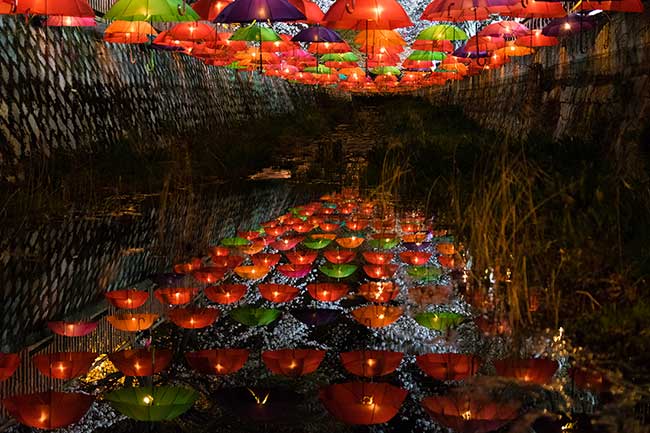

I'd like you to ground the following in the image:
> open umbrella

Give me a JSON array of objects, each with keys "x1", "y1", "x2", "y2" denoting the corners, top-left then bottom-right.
[
  {"x1": 105, "y1": 0, "x2": 200, "y2": 21},
  {"x1": 191, "y1": 0, "x2": 233, "y2": 19},
  {"x1": 14, "y1": 0, "x2": 93, "y2": 15},
  {"x1": 3, "y1": 392, "x2": 94, "y2": 429},
  {"x1": 215, "y1": 0, "x2": 306, "y2": 22},
  {"x1": 45, "y1": 16, "x2": 96, "y2": 26},
  {"x1": 229, "y1": 306, "x2": 281, "y2": 326},
  {"x1": 479, "y1": 20, "x2": 529, "y2": 38},
  {"x1": 416, "y1": 353, "x2": 481, "y2": 381},
  {"x1": 417, "y1": 24, "x2": 468, "y2": 41},
  {"x1": 105, "y1": 386, "x2": 198, "y2": 421},
  {"x1": 0, "y1": 353, "x2": 20, "y2": 381},
  {"x1": 109, "y1": 348, "x2": 173, "y2": 377},
  {"x1": 542, "y1": 13, "x2": 595, "y2": 37},
  {"x1": 105, "y1": 289, "x2": 148, "y2": 309},
  {"x1": 47, "y1": 321, "x2": 98, "y2": 337},
  {"x1": 320, "y1": 382, "x2": 408, "y2": 425},
  {"x1": 340, "y1": 350, "x2": 403, "y2": 377},
  {"x1": 185, "y1": 349, "x2": 249, "y2": 375},
  {"x1": 493, "y1": 358, "x2": 558, "y2": 384},
  {"x1": 414, "y1": 311, "x2": 465, "y2": 331},
  {"x1": 216, "y1": 387, "x2": 303, "y2": 422},
  {"x1": 262, "y1": 349, "x2": 326, "y2": 377},
  {"x1": 291, "y1": 308, "x2": 341, "y2": 326},
  {"x1": 33, "y1": 352, "x2": 97, "y2": 380}
]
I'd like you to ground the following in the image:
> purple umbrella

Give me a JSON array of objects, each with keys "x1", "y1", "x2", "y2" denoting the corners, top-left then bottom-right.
[
  {"x1": 453, "y1": 46, "x2": 489, "y2": 58},
  {"x1": 216, "y1": 387, "x2": 304, "y2": 422},
  {"x1": 215, "y1": 0, "x2": 305, "y2": 23},
  {"x1": 291, "y1": 26, "x2": 342, "y2": 43},
  {"x1": 149, "y1": 272, "x2": 185, "y2": 286},
  {"x1": 542, "y1": 13, "x2": 596, "y2": 36},
  {"x1": 291, "y1": 308, "x2": 340, "y2": 326}
]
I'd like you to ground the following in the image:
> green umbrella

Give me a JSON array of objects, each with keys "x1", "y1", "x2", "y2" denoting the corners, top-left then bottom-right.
[
  {"x1": 414, "y1": 312, "x2": 466, "y2": 331},
  {"x1": 319, "y1": 264, "x2": 357, "y2": 278},
  {"x1": 406, "y1": 265, "x2": 443, "y2": 282},
  {"x1": 105, "y1": 0, "x2": 200, "y2": 22},
  {"x1": 230, "y1": 306, "x2": 281, "y2": 326},
  {"x1": 434, "y1": 68, "x2": 458, "y2": 74},
  {"x1": 105, "y1": 386, "x2": 198, "y2": 421},
  {"x1": 407, "y1": 50, "x2": 447, "y2": 61},
  {"x1": 225, "y1": 61, "x2": 247, "y2": 70},
  {"x1": 221, "y1": 237, "x2": 250, "y2": 247},
  {"x1": 303, "y1": 65, "x2": 333, "y2": 74},
  {"x1": 367, "y1": 238, "x2": 400, "y2": 250},
  {"x1": 417, "y1": 24, "x2": 468, "y2": 41},
  {"x1": 321, "y1": 52, "x2": 359, "y2": 62},
  {"x1": 230, "y1": 23, "x2": 281, "y2": 42},
  {"x1": 302, "y1": 237, "x2": 333, "y2": 249},
  {"x1": 370, "y1": 66, "x2": 401, "y2": 75}
]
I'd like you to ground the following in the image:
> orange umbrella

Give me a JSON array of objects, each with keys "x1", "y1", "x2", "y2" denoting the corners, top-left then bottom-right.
[
  {"x1": 288, "y1": 0, "x2": 324, "y2": 23},
  {"x1": 323, "y1": 0, "x2": 413, "y2": 30},
  {"x1": 494, "y1": 358, "x2": 558, "y2": 384},
  {"x1": 33, "y1": 352, "x2": 97, "y2": 380},
  {"x1": 104, "y1": 20, "x2": 157, "y2": 44},
  {"x1": 168, "y1": 22, "x2": 219, "y2": 42},
  {"x1": 307, "y1": 282, "x2": 349, "y2": 301},
  {"x1": 493, "y1": 43, "x2": 535, "y2": 57},
  {"x1": 105, "y1": 289, "x2": 148, "y2": 309},
  {"x1": 185, "y1": 349, "x2": 249, "y2": 375},
  {"x1": 262, "y1": 349, "x2": 326, "y2": 377},
  {"x1": 233, "y1": 265, "x2": 271, "y2": 280},
  {"x1": 355, "y1": 29, "x2": 406, "y2": 47},
  {"x1": 109, "y1": 348, "x2": 172, "y2": 376},
  {"x1": 351, "y1": 305, "x2": 402, "y2": 328},
  {"x1": 168, "y1": 307, "x2": 220, "y2": 329},
  {"x1": 191, "y1": 0, "x2": 233, "y2": 20},
  {"x1": 285, "y1": 250, "x2": 318, "y2": 264},
  {"x1": 154, "y1": 287, "x2": 199, "y2": 305},
  {"x1": 3, "y1": 392, "x2": 93, "y2": 429},
  {"x1": 515, "y1": 29, "x2": 558, "y2": 47},
  {"x1": 324, "y1": 249, "x2": 356, "y2": 264},
  {"x1": 340, "y1": 350, "x2": 403, "y2": 377},
  {"x1": 107, "y1": 313, "x2": 158, "y2": 332},
  {"x1": 416, "y1": 353, "x2": 480, "y2": 381},
  {"x1": 205, "y1": 283, "x2": 247, "y2": 304},
  {"x1": 362, "y1": 251, "x2": 393, "y2": 265},
  {"x1": 259, "y1": 283, "x2": 300, "y2": 303},
  {"x1": 251, "y1": 253, "x2": 282, "y2": 267},
  {"x1": 320, "y1": 382, "x2": 408, "y2": 424}
]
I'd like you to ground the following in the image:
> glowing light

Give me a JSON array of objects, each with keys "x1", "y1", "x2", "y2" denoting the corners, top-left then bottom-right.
[
  {"x1": 563, "y1": 22, "x2": 571, "y2": 30},
  {"x1": 142, "y1": 395, "x2": 153, "y2": 405},
  {"x1": 461, "y1": 410, "x2": 472, "y2": 420}
]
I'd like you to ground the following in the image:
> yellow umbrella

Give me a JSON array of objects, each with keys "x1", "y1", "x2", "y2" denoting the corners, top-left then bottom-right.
[{"x1": 493, "y1": 44, "x2": 535, "y2": 57}]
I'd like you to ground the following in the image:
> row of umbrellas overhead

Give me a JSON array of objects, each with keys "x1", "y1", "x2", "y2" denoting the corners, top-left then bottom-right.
[
  {"x1": 0, "y1": 191, "x2": 612, "y2": 430},
  {"x1": 0, "y1": 0, "x2": 644, "y2": 93}
]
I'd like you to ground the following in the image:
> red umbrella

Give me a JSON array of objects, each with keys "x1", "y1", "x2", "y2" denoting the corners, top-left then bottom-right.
[
  {"x1": 271, "y1": 235, "x2": 305, "y2": 251},
  {"x1": 421, "y1": 0, "x2": 514, "y2": 21},
  {"x1": 324, "y1": 249, "x2": 356, "y2": 264},
  {"x1": 154, "y1": 287, "x2": 199, "y2": 305},
  {"x1": 192, "y1": 0, "x2": 233, "y2": 19},
  {"x1": 320, "y1": 382, "x2": 407, "y2": 424},
  {"x1": 262, "y1": 349, "x2": 326, "y2": 377},
  {"x1": 501, "y1": 0, "x2": 565, "y2": 18},
  {"x1": 0, "y1": 353, "x2": 20, "y2": 381},
  {"x1": 285, "y1": 250, "x2": 318, "y2": 264},
  {"x1": 416, "y1": 353, "x2": 480, "y2": 381},
  {"x1": 251, "y1": 253, "x2": 282, "y2": 267},
  {"x1": 363, "y1": 264, "x2": 398, "y2": 279},
  {"x1": 400, "y1": 251, "x2": 432, "y2": 265},
  {"x1": 362, "y1": 251, "x2": 393, "y2": 265},
  {"x1": 105, "y1": 289, "x2": 148, "y2": 309},
  {"x1": 323, "y1": 0, "x2": 413, "y2": 30},
  {"x1": 340, "y1": 350, "x2": 403, "y2": 377},
  {"x1": 264, "y1": 225, "x2": 287, "y2": 237},
  {"x1": 494, "y1": 358, "x2": 558, "y2": 384},
  {"x1": 47, "y1": 321, "x2": 98, "y2": 337},
  {"x1": 319, "y1": 222, "x2": 340, "y2": 232},
  {"x1": 259, "y1": 283, "x2": 300, "y2": 302},
  {"x1": 33, "y1": 352, "x2": 97, "y2": 380},
  {"x1": 580, "y1": 0, "x2": 643, "y2": 12},
  {"x1": 277, "y1": 263, "x2": 312, "y2": 278},
  {"x1": 569, "y1": 365, "x2": 611, "y2": 393},
  {"x1": 515, "y1": 29, "x2": 559, "y2": 47},
  {"x1": 14, "y1": 0, "x2": 93, "y2": 15},
  {"x1": 358, "y1": 281, "x2": 399, "y2": 302},
  {"x1": 478, "y1": 20, "x2": 529, "y2": 38},
  {"x1": 211, "y1": 255, "x2": 245, "y2": 269},
  {"x1": 193, "y1": 267, "x2": 227, "y2": 284},
  {"x1": 173, "y1": 258, "x2": 202, "y2": 274},
  {"x1": 3, "y1": 391, "x2": 94, "y2": 429},
  {"x1": 109, "y1": 348, "x2": 173, "y2": 377},
  {"x1": 346, "y1": 218, "x2": 369, "y2": 230},
  {"x1": 288, "y1": 0, "x2": 324, "y2": 23},
  {"x1": 210, "y1": 245, "x2": 230, "y2": 257},
  {"x1": 307, "y1": 282, "x2": 349, "y2": 301},
  {"x1": 205, "y1": 283, "x2": 247, "y2": 304},
  {"x1": 185, "y1": 349, "x2": 249, "y2": 375},
  {"x1": 422, "y1": 393, "x2": 520, "y2": 433},
  {"x1": 168, "y1": 307, "x2": 220, "y2": 329}
]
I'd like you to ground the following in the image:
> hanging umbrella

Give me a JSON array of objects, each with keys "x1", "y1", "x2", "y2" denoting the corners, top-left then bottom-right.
[
  {"x1": 407, "y1": 50, "x2": 447, "y2": 62},
  {"x1": 422, "y1": 392, "x2": 520, "y2": 433},
  {"x1": 105, "y1": 289, "x2": 148, "y2": 309},
  {"x1": 479, "y1": 20, "x2": 529, "y2": 38},
  {"x1": 320, "y1": 382, "x2": 408, "y2": 425},
  {"x1": 501, "y1": 0, "x2": 566, "y2": 18},
  {"x1": 306, "y1": 282, "x2": 349, "y2": 301},
  {"x1": 185, "y1": 349, "x2": 249, "y2": 375},
  {"x1": 105, "y1": 0, "x2": 200, "y2": 21},
  {"x1": 192, "y1": 267, "x2": 227, "y2": 284},
  {"x1": 231, "y1": 23, "x2": 282, "y2": 42},
  {"x1": 276, "y1": 263, "x2": 312, "y2": 278},
  {"x1": 363, "y1": 264, "x2": 398, "y2": 279},
  {"x1": 362, "y1": 251, "x2": 393, "y2": 264},
  {"x1": 416, "y1": 353, "x2": 480, "y2": 381},
  {"x1": 292, "y1": 26, "x2": 343, "y2": 43},
  {"x1": 229, "y1": 306, "x2": 281, "y2": 326},
  {"x1": 287, "y1": 0, "x2": 324, "y2": 23},
  {"x1": 323, "y1": 0, "x2": 413, "y2": 30},
  {"x1": 323, "y1": 249, "x2": 356, "y2": 264},
  {"x1": 259, "y1": 283, "x2": 300, "y2": 303},
  {"x1": 579, "y1": 0, "x2": 643, "y2": 12},
  {"x1": 366, "y1": 236, "x2": 400, "y2": 249},
  {"x1": 515, "y1": 30, "x2": 558, "y2": 47},
  {"x1": 33, "y1": 352, "x2": 97, "y2": 380},
  {"x1": 568, "y1": 365, "x2": 611, "y2": 393},
  {"x1": 319, "y1": 263, "x2": 357, "y2": 278},
  {"x1": 493, "y1": 44, "x2": 535, "y2": 57},
  {"x1": 168, "y1": 22, "x2": 219, "y2": 42},
  {"x1": 47, "y1": 321, "x2": 98, "y2": 337},
  {"x1": 407, "y1": 265, "x2": 443, "y2": 282},
  {"x1": 414, "y1": 311, "x2": 465, "y2": 331},
  {"x1": 494, "y1": 358, "x2": 558, "y2": 384},
  {"x1": 400, "y1": 251, "x2": 432, "y2": 266},
  {"x1": 221, "y1": 236, "x2": 250, "y2": 247},
  {"x1": 542, "y1": 14, "x2": 596, "y2": 36},
  {"x1": 155, "y1": 287, "x2": 199, "y2": 305},
  {"x1": 420, "y1": 0, "x2": 516, "y2": 22},
  {"x1": 271, "y1": 235, "x2": 304, "y2": 250},
  {"x1": 234, "y1": 265, "x2": 271, "y2": 280},
  {"x1": 417, "y1": 24, "x2": 468, "y2": 41},
  {"x1": 0, "y1": 353, "x2": 20, "y2": 381},
  {"x1": 285, "y1": 250, "x2": 318, "y2": 264},
  {"x1": 262, "y1": 349, "x2": 326, "y2": 377},
  {"x1": 340, "y1": 350, "x2": 403, "y2": 377},
  {"x1": 191, "y1": 0, "x2": 233, "y2": 20},
  {"x1": 14, "y1": 0, "x2": 93, "y2": 15},
  {"x1": 205, "y1": 283, "x2": 247, "y2": 304},
  {"x1": 168, "y1": 307, "x2": 220, "y2": 329},
  {"x1": 358, "y1": 281, "x2": 399, "y2": 302},
  {"x1": 215, "y1": 387, "x2": 303, "y2": 422},
  {"x1": 215, "y1": 0, "x2": 306, "y2": 22},
  {"x1": 106, "y1": 313, "x2": 158, "y2": 332},
  {"x1": 105, "y1": 386, "x2": 198, "y2": 421},
  {"x1": 45, "y1": 16, "x2": 96, "y2": 26},
  {"x1": 3, "y1": 392, "x2": 94, "y2": 429},
  {"x1": 109, "y1": 348, "x2": 173, "y2": 377},
  {"x1": 335, "y1": 235, "x2": 365, "y2": 248},
  {"x1": 351, "y1": 305, "x2": 402, "y2": 328},
  {"x1": 321, "y1": 52, "x2": 359, "y2": 62},
  {"x1": 251, "y1": 253, "x2": 282, "y2": 267},
  {"x1": 290, "y1": 308, "x2": 341, "y2": 326}
]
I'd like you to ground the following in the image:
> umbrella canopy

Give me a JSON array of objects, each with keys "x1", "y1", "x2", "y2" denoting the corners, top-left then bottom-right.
[
  {"x1": 290, "y1": 308, "x2": 341, "y2": 326},
  {"x1": 107, "y1": 313, "x2": 158, "y2": 332},
  {"x1": 262, "y1": 349, "x2": 326, "y2": 377},
  {"x1": 414, "y1": 311, "x2": 465, "y2": 331},
  {"x1": 215, "y1": 0, "x2": 306, "y2": 22},
  {"x1": 259, "y1": 283, "x2": 300, "y2": 303},
  {"x1": 47, "y1": 320, "x2": 98, "y2": 337},
  {"x1": 321, "y1": 52, "x2": 359, "y2": 62},
  {"x1": 33, "y1": 352, "x2": 97, "y2": 380},
  {"x1": 493, "y1": 44, "x2": 535, "y2": 57},
  {"x1": 14, "y1": 0, "x2": 93, "y2": 15},
  {"x1": 323, "y1": 0, "x2": 413, "y2": 30},
  {"x1": 205, "y1": 283, "x2": 247, "y2": 304},
  {"x1": 494, "y1": 358, "x2": 558, "y2": 384},
  {"x1": 191, "y1": 0, "x2": 233, "y2": 20},
  {"x1": 340, "y1": 350, "x2": 403, "y2": 377},
  {"x1": 45, "y1": 16, "x2": 96, "y2": 26},
  {"x1": 416, "y1": 353, "x2": 481, "y2": 381},
  {"x1": 542, "y1": 14, "x2": 596, "y2": 37},
  {"x1": 292, "y1": 26, "x2": 343, "y2": 42},
  {"x1": 355, "y1": 29, "x2": 406, "y2": 46},
  {"x1": 421, "y1": 0, "x2": 515, "y2": 21},
  {"x1": 359, "y1": 281, "x2": 399, "y2": 302},
  {"x1": 105, "y1": 0, "x2": 200, "y2": 21},
  {"x1": 231, "y1": 23, "x2": 282, "y2": 42},
  {"x1": 109, "y1": 348, "x2": 173, "y2": 377},
  {"x1": 479, "y1": 20, "x2": 529, "y2": 38},
  {"x1": 3, "y1": 392, "x2": 94, "y2": 429},
  {"x1": 0, "y1": 353, "x2": 20, "y2": 381},
  {"x1": 515, "y1": 30, "x2": 558, "y2": 47},
  {"x1": 351, "y1": 305, "x2": 402, "y2": 327},
  {"x1": 320, "y1": 382, "x2": 408, "y2": 425},
  {"x1": 417, "y1": 24, "x2": 468, "y2": 41},
  {"x1": 580, "y1": 0, "x2": 643, "y2": 12},
  {"x1": 407, "y1": 50, "x2": 446, "y2": 61},
  {"x1": 105, "y1": 289, "x2": 148, "y2": 309},
  {"x1": 105, "y1": 386, "x2": 198, "y2": 421},
  {"x1": 370, "y1": 65, "x2": 401, "y2": 75},
  {"x1": 276, "y1": 263, "x2": 312, "y2": 278},
  {"x1": 336, "y1": 235, "x2": 365, "y2": 248},
  {"x1": 319, "y1": 263, "x2": 357, "y2": 278},
  {"x1": 285, "y1": 250, "x2": 318, "y2": 264},
  {"x1": 229, "y1": 306, "x2": 281, "y2": 326},
  {"x1": 155, "y1": 287, "x2": 199, "y2": 305},
  {"x1": 287, "y1": 0, "x2": 325, "y2": 23},
  {"x1": 501, "y1": 0, "x2": 566, "y2": 18},
  {"x1": 406, "y1": 265, "x2": 443, "y2": 282},
  {"x1": 422, "y1": 392, "x2": 520, "y2": 433},
  {"x1": 306, "y1": 282, "x2": 349, "y2": 301},
  {"x1": 324, "y1": 249, "x2": 356, "y2": 264},
  {"x1": 185, "y1": 349, "x2": 249, "y2": 375},
  {"x1": 216, "y1": 387, "x2": 303, "y2": 422},
  {"x1": 168, "y1": 307, "x2": 220, "y2": 329},
  {"x1": 168, "y1": 22, "x2": 219, "y2": 42}
]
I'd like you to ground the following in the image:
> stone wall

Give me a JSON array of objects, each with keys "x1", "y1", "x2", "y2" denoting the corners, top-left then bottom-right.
[
  {"x1": 0, "y1": 16, "x2": 329, "y2": 182},
  {"x1": 0, "y1": 181, "x2": 317, "y2": 350},
  {"x1": 420, "y1": 10, "x2": 650, "y2": 147}
]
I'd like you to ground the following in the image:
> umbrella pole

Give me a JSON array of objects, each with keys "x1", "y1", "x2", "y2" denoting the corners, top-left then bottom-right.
[
  {"x1": 365, "y1": 20, "x2": 368, "y2": 74},
  {"x1": 259, "y1": 25, "x2": 263, "y2": 73}
]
